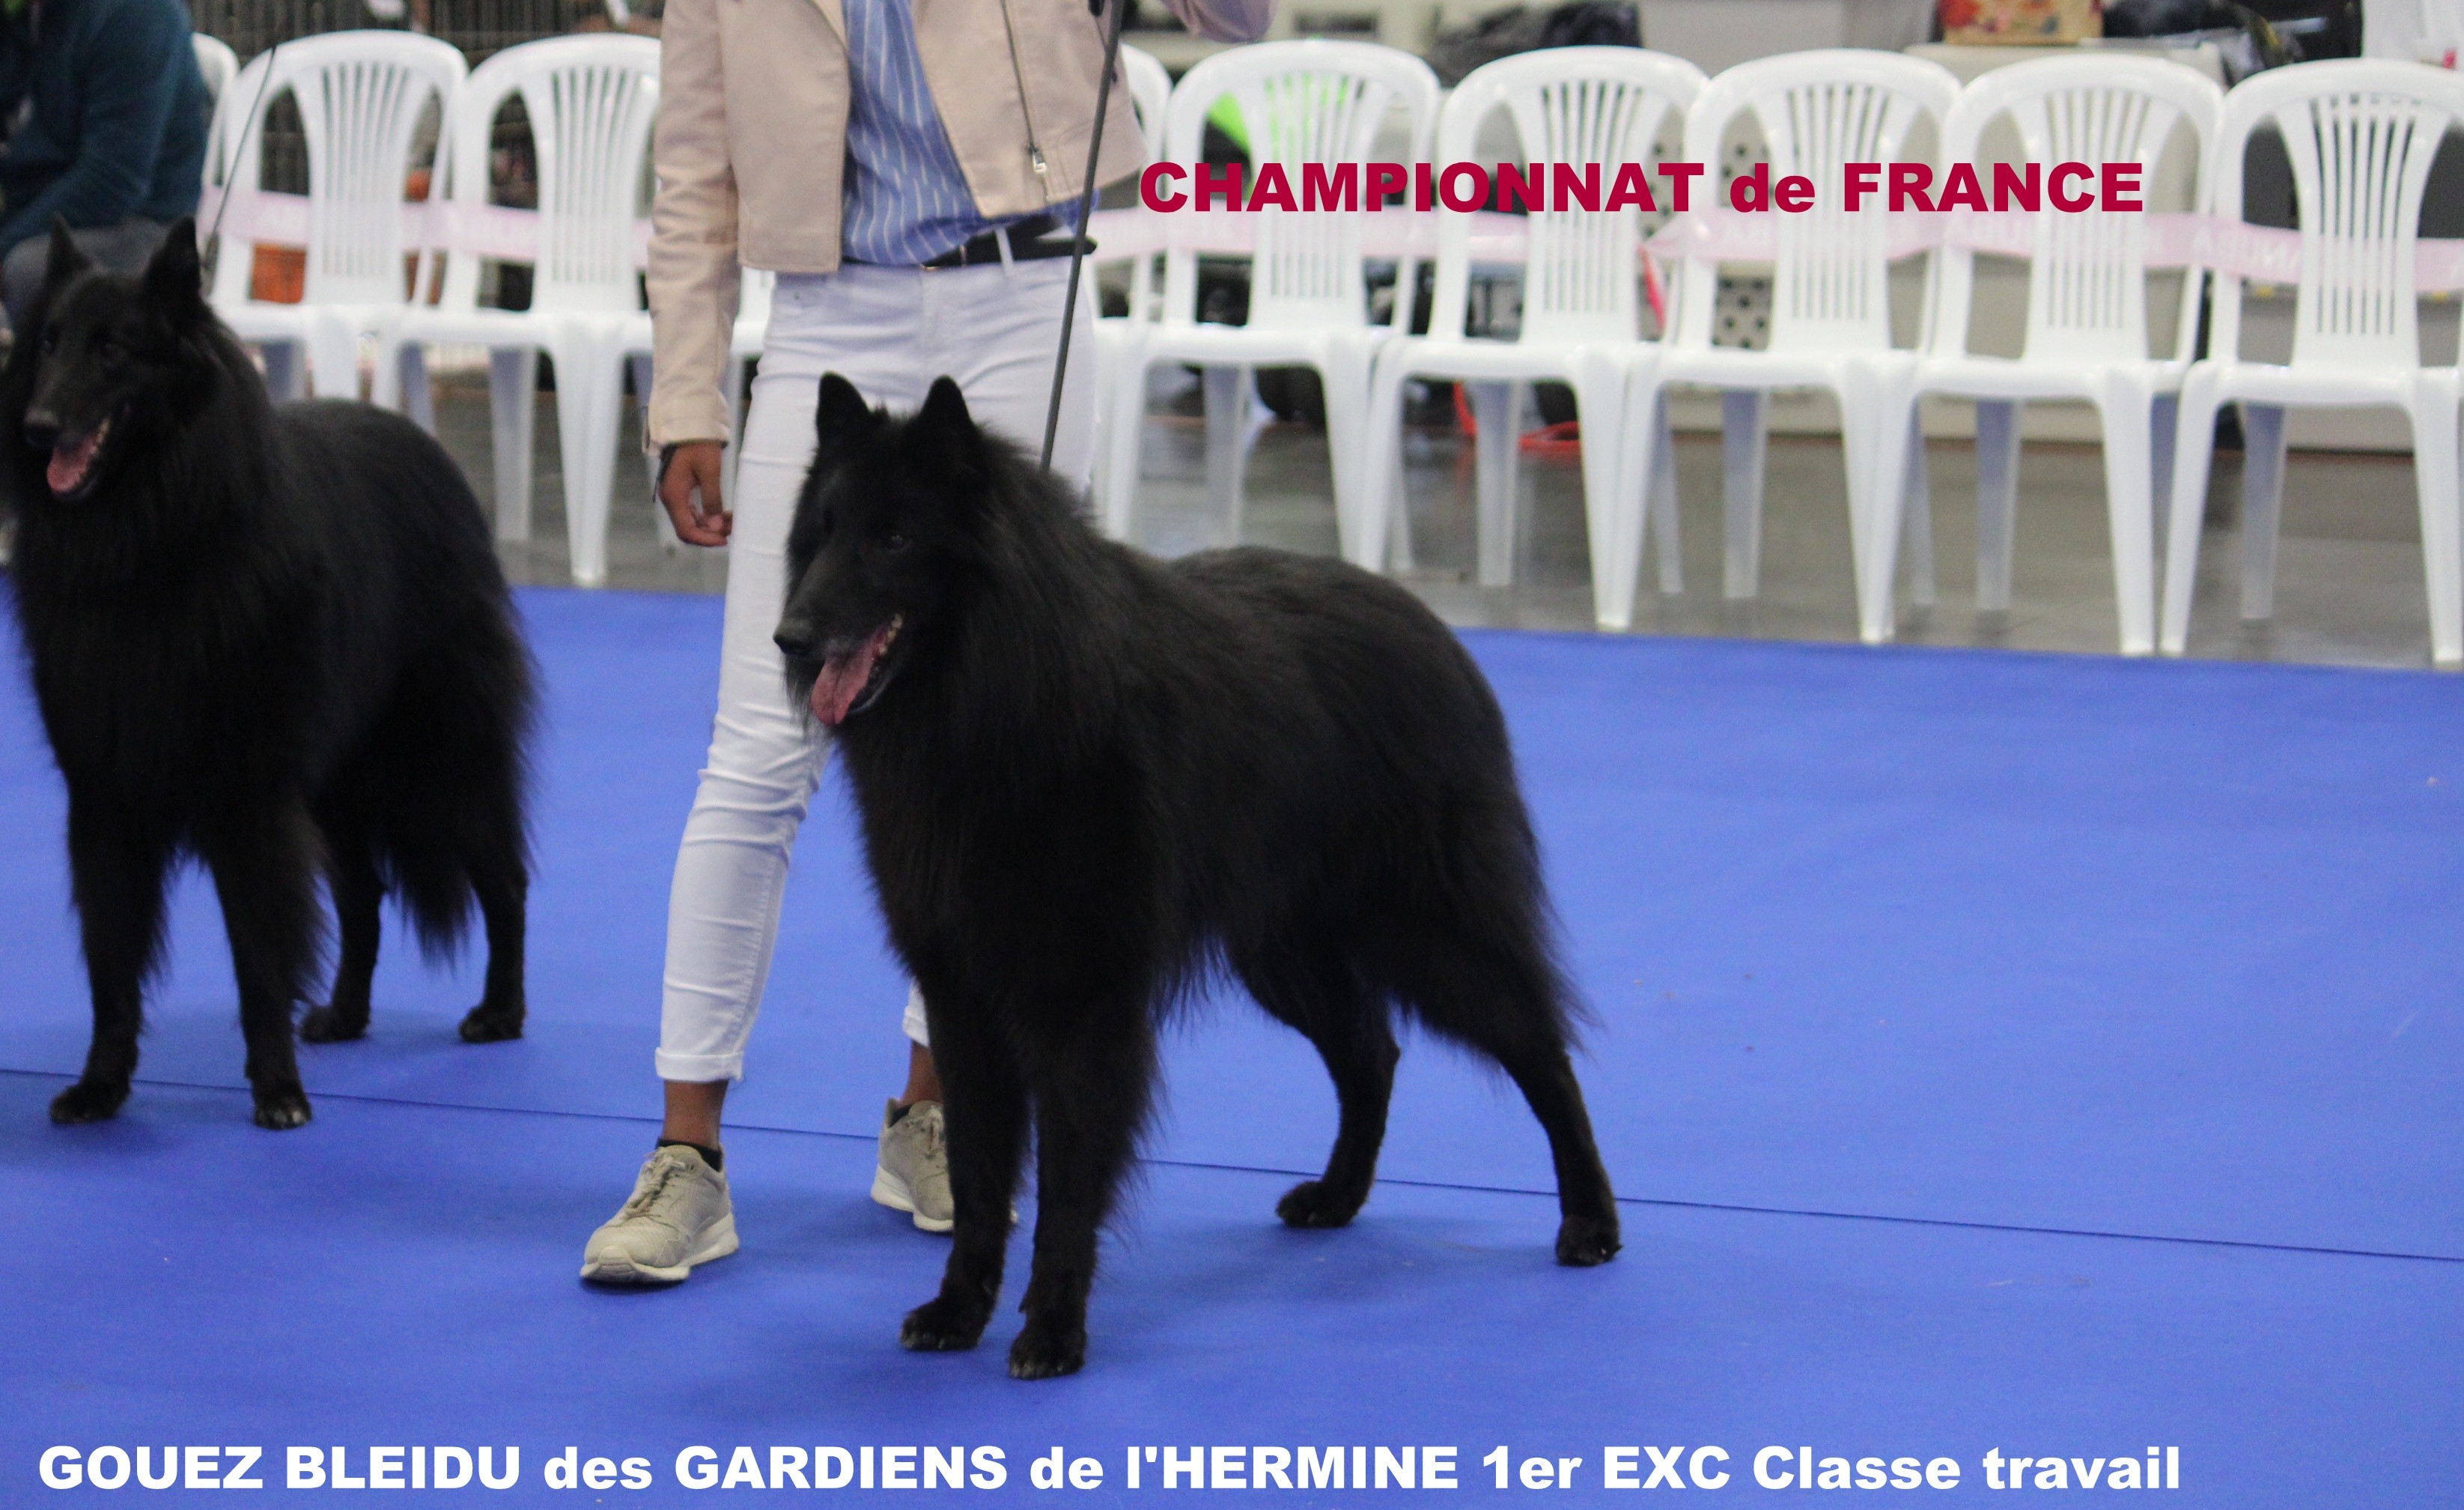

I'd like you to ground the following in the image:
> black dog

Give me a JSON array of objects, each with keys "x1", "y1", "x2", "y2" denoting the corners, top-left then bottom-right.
[
  {"x1": 777, "y1": 374, "x2": 1619, "y2": 1380},
  {"x1": 1, "y1": 220, "x2": 535, "y2": 1130}
]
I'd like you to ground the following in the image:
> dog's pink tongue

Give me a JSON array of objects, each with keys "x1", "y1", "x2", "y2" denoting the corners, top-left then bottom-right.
[
  {"x1": 808, "y1": 621, "x2": 896, "y2": 726},
  {"x1": 47, "y1": 430, "x2": 102, "y2": 496}
]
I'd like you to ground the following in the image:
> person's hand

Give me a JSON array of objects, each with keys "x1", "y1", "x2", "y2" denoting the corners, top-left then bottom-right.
[{"x1": 658, "y1": 440, "x2": 731, "y2": 546}]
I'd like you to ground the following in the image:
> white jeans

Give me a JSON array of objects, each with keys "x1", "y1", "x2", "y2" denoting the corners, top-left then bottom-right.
[{"x1": 654, "y1": 258, "x2": 1097, "y2": 1083}]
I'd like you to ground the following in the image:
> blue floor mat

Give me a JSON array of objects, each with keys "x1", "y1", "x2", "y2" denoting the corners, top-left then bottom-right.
[
  {"x1": 4, "y1": 1076, "x2": 2455, "y2": 1508},
  {"x1": 1, "y1": 589, "x2": 2454, "y2": 1258}
]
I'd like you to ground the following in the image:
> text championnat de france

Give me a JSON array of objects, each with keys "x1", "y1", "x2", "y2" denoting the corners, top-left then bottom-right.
[
  {"x1": 1137, "y1": 159, "x2": 2151, "y2": 216},
  {"x1": 37, "y1": 1441, "x2": 2186, "y2": 1491}
]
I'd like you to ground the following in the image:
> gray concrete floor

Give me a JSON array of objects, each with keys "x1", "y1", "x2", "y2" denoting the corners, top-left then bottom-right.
[{"x1": 453, "y1": 371, "x2": 2451, "y2": 672}]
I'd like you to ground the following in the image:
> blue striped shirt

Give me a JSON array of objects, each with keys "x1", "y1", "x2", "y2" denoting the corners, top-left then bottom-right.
[{"x1": 841, "y1": 0, "x2": 1025, "y2": 265}]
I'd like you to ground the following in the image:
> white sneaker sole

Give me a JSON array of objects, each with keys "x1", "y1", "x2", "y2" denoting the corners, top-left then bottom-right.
[
  {"x1": 871, "y1": 1166, "x2": 954, "y2": 1233},
  {"x1": 579, "y1": 1214, "x2": 740, "y2": 1284}
]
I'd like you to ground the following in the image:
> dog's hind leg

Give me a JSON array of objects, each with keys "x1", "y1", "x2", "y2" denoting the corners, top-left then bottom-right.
[
  {"x1": 1009, "y1": 1012, "x2": 1156, "y2": 1380},
  {"x1": 1238, "y1": 946, "x2": 1399, "y2": 1230},
  {"x1": 457, "y1": 853, "x2": 527, "y2": 1044},
  {"x1": 1388, "y1": 935, "x2": 1621, "y2": 1267},
  {"x1": 52, "y1": 800, "x2": 174, "y2": 1124},
  {"x1": 301, "y1": 828, "x2": 380, "y2": 1044},
  {"x1": 901, "y1": 994, "x2": 1031, "y2": 1358},
  {"x1": 200, "y1": 801, "x2": 326, "y2": 1130}
]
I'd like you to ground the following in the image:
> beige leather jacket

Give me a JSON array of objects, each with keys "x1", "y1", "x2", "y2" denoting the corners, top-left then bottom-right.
[{"x1": 647, "y1": 0, "x2": 1271, "y2": 446}]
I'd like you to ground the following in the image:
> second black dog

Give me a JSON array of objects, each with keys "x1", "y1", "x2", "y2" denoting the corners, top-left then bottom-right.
[
  {"x1": 1, "y1": 221, "x2": 535, "y2": 1130},
  {"x1": 777, "y1": 374, "x2": 1619, "y2": 1380}
]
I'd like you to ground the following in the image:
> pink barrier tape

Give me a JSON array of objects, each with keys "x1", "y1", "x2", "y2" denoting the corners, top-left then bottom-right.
[
  {"x1": 198, "y1": 187, "x2": 654, "y2": 270},
  {"x1": 1085, "y1": 204, "x2": 2464, "y2": 293}
]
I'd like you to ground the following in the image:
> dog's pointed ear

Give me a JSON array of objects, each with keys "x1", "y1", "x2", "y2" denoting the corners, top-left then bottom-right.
[
  {"x1": 913, "y1": 376, "x2": 976, "y2": 445},
  {"x1": 43, "y1": 218, "x2": 92, "y2": 293},
  {"x1": 142, "y1": 219, "x2": 207, "y2": 322},
  {"x1": 814, "y1": 372, "x2": 879, "y2": 449}
]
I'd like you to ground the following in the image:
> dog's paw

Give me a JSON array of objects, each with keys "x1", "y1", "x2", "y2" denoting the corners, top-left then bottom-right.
[
  {"x1": 298, "y1": 1005, "x2": 368, "y2": 1043},
  {"x1": 251, "y1": 1086, "x2": 314, "y2": 1130},
  {"x1": 1007, "y1": 1320, "x2": 1086, "y2": 1380},
  {"x1": 899, "y1": 1297, "x2": 989, "y2": 1353},
  {"x1": 49, "y1": 1078, "x2": 130, "y2": 1124},
  {"x1": 457, "y1": 1002, "x2": 525, "y2": 1044},
  {"x1": 1275, "y1": 1179, "x2": 1365, "y2": 1229},
  {"x1": 1554, "y1": 1213, "x2": 1621, "y2": 1267}
]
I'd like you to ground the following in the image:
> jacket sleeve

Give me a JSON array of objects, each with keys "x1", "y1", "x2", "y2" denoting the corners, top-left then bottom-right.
[
  {"x1": 0, "y1": 1, "x2": 186, "y2": 255},
  {"x1": 1155, "y1": 0, "x2": 1274, "y2": 44},
  {"x1": 645, "y1": 0, "x2": 743, "y2": 448}
]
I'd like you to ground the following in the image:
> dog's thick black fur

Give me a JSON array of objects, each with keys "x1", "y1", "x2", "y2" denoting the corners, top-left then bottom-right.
[
  {"x1": 1, "y1": 221, "x2": 535, "y2": 1130},
  {"x1": 779, "y1": 374, "x2": 1620, "y2": 1380}
]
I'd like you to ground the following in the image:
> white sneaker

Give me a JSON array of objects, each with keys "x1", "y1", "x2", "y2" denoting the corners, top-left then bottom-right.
[
  {"x1": 580, "y1": 1144, "x2": 739, "y2": 1283},
  {"x1": 872, "y1": 1099, "x2": 954, "y2": 1233}
]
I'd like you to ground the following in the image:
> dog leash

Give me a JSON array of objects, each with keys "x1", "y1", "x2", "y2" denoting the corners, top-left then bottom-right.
[
  {"x1": 1037, "y1": 0, "x2": 1128, "y2": 472},
  {"x1": 203, "y1": 42, "x2": 282, "y2": 252}
]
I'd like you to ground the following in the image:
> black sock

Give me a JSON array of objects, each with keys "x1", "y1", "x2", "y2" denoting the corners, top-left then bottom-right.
[{"x1": 657, "y1": 1138, "x2": 723, "y2": 1172}]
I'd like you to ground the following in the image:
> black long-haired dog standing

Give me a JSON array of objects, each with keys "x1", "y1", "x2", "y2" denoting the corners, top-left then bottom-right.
[
  {"x1": 778, "y1": 374, "x2": 1620, "y2": 1379},
  {"x1": 1, "y1": 221, "x2": 535, "y2": 1130}
]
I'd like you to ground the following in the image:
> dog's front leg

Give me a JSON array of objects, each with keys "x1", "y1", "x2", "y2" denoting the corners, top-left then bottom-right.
[
  {"x1": 199, "y1": 800, "x2": 325, "y2": 1130},
  {"x1": 51, "y1": 798, "x2": 172, "y2": 1124},
  {"x1": 900, "y1": 1013, "x2": 1027, "y2": 1354},
  {"x1": 1011, "y1": 1026, "x2": 1152, "y2": 1380}
]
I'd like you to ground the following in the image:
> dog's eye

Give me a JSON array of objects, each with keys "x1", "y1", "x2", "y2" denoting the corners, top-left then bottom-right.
[
  {"x1": 883, "y1": 531, "x2": 909, "y2": 552},
  {"x1": 37, "y1": 330, "x2": 55, "y2": 355},
  {"x1": 97, "y1": 338, "x2": 124, "y2": 362}
]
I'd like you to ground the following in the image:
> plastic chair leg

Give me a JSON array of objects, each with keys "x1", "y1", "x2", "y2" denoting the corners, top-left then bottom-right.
[
  {"x1": 1973, "y1": 399, "x2": 2022, "y2": 612},
  {"x1": 625, "y1": 352, "x2": 674, "y2": 555},
  {"x1": 396, "y1": 343, "x2": 436, "y2": 433},
  {"x1": 306, "y1": 317, "x2": 362, "y2": 401},
  {"x1": 2159, "y1": 371, "x2": 2223, "y2": 656},
  {"x1": 547, "y1": 335, "x2": 620, "y2": 587},
  {"x1": 2237, "y1": 402, "x2": 2288, "y2": 624},
  {"x1": 1318, "y1": 341, "x2": 1374, "y2": 570},
  {"x1": 1840, "y1": 380, "x2": 1904, "y2": 645},
  {"x1": 1648, "y1": 393, "x2": 1682, "y2": 597},
  {"x1": 1357, "y1": 352, "x2": 1412, "y2": 575},
  {"x1": 1570, "y1": 351, "x2": 1631, "y2": 629},
  {"x1": 1721, "y1": 389, "x2": 1767, "y2": 600},
  {"x1": 2409, "y1": 377, "x2": 2463, "y2": 667},
  {"x1": 258, "y1": 342, "x2": 308, "y2": 402},
  {"x1": 1467, "y1": 381, "x2": 1518, "y2": 589},
  {"x1": 2149, "y1": 392, "x2": 2179, "y2": 566},
  {"x1": 1201, "y1": 365, "x2": 1250, "y2": 549},
  {"x1": 1101, "y1": 351, "x2": 1151, "y2": 544},
  {"x1": 2095, "y1": 379, "x2": 2159, "y2": 657},
  {"x1": 488, "y1": 347, "x2": 539, "y2": 544},
  {"x1": 1899, "y1": 410, "x2": 1935, "y2": 609}
]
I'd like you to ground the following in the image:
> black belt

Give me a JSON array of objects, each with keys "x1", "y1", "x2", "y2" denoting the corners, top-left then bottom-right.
[{"x1": 854, "y1": 214, "x2": 1091, "y2": 270}]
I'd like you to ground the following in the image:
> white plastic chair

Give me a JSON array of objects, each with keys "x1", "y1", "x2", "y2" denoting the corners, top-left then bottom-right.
[
  {"x1": 204, "y1": 32, "x2": 466, "y2": 405},
  {"x1": 1630, "y1": 50, "x2": 1961, "y2": 642},
  {"x1": 2161, "y1": 60, "x2": 2464, "y2": 664},
  {"x1": 1358, "y1": 48, "x2": 1705, "y2": 621},
  {"x1": 1088, "y1": 43, "x2": 1174, "y2": 527},
  {"x1": 1099, "y1": 40, "x2": 1441, "y2": 556},
  {"x1": 386, "y1": 34, "x2": 661, "y2": 587},
  {"x1": 192, "y1": 34, "x2": 240, "y2": 106},
  {"x1": 1883, "y1": 55, "x2": 2224, "y2": 656}
]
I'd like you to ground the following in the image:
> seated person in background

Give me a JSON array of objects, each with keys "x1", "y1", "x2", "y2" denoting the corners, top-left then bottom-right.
[{"x1": 0, "y1": 0, "x2": 210, "y2": 334}]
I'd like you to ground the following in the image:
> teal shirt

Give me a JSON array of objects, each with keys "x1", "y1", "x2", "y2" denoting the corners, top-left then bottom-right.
[{"x1": 0, "y1": 0, "x2": 210, "y2": 255}]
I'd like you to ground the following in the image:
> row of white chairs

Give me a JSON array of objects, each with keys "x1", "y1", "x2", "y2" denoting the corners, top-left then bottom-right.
[
  {"x1": 204, "y1": 31, "x2": 669, "y2": 586},
  {"x1": 1092, "y1": 43, "x2": 2464, "y2": 663}
]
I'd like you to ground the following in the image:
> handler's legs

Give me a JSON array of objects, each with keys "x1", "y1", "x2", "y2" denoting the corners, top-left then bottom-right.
[{"x1": 585, "y1": 261, "x2": 1093, "y2": 1279}]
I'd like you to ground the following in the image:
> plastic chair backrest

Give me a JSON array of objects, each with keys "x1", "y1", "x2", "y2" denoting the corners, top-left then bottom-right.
[
  {"x1": 1676, "y1": 50, "x2": 1960, "y2": 356},
  {"x1": 207, "y1": 31, "x2": 466, "y2": 310},
  {"x1": 2206, "y1": 59, "x2": 2464, "y2": 372},
  {"x1": 1935, "y1": 53, "x2": 2223, "y2": 366},
  {"x1": 1160, "y1": 40, "x2": 1440, "y2": 332},
  {"x1": 193, "y1": 34, "x2": 240, "y2": 106},
  {"x1": 1430, "y1": 47, "x2": 1704, "y2": 346},
  {"x1": 436, "y1": 35, "x2": 660, "y2": 319}
]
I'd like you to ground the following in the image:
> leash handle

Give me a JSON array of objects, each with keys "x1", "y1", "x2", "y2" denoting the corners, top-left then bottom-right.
[{"x1": 1039, "y1": 0, "x2": 1127, "y2": 473}]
